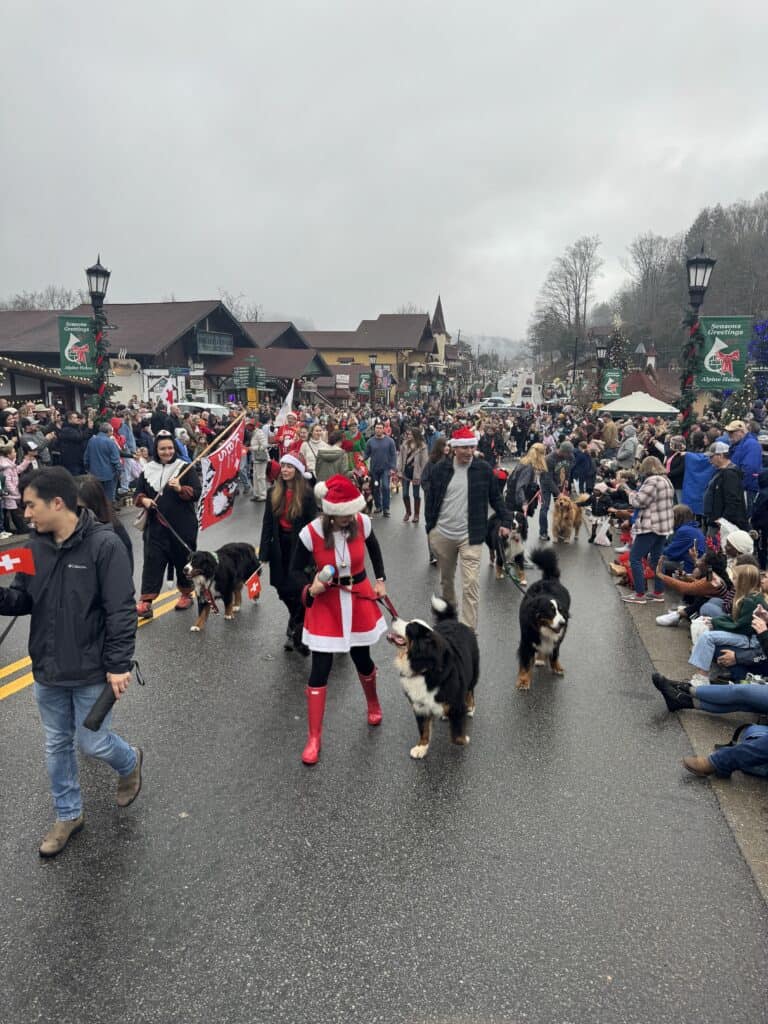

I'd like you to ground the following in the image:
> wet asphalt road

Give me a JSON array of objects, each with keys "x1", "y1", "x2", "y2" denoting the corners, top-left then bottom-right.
[{"x1": 1, "y1": 493, "x2": 768, "y2": 1024}]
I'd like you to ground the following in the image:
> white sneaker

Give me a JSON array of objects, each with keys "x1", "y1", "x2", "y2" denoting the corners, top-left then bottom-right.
[
  {"x1": 0, "y1": 531, "x2": 12, "y2": 540},
  {"x1": 614, "y1": 544, "x2": 631, "y2": 553},
  {"x1": 689, "y1": 673, "x2": 711, "y2": 687},
  {"x1": 656, "y1": 610, "x2": 680, "y2": 627}
]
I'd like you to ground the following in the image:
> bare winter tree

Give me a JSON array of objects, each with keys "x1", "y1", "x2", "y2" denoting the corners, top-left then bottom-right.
[
  {"x1": 395, "y1": 302, "x2": 428, "y2": 315},
  {"x1": 218, "y1": 289, "x2": 263, "y2": 322},
  {"x1": 0, "y1": 285, "x2": 88, "y2": 310}
]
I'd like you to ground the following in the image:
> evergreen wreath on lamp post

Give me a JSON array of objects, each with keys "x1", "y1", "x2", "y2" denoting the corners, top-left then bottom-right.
[
  {"x1": 679, "y1": 250, "x2": 716, "y2": 437},
  {"x1": 85, "y1": 255, "x2": 112, "y2": 423}
]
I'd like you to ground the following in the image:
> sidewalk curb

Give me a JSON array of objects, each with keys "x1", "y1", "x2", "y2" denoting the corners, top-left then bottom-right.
[{"x1": 598, "y1": 542, "x2": 768, "y2": 904}]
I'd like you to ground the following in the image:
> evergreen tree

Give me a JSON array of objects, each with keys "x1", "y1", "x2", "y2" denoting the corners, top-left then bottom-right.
[{"x1": 607, "y1": 315, "x2": 630, "y2": 372}]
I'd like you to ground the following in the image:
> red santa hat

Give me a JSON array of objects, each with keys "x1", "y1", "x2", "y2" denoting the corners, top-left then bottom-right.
[
  {"x1": 315, "y1": 474, "x2": 366, "y2": 515},
  {"x1": 279, "y1": 453, "x2": 312, "y2": 479},
  {"x1": 449, "y1": 426, "x2": 478, "y2": 447}
]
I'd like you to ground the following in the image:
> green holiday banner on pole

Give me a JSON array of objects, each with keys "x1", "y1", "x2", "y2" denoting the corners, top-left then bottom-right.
[
  {"x1": 58, "y1": 316, "x2": 96, "y2": 378},
  {"x1": 600, "y1": 369, "x2": 622, "y2": 400},
  {"x1": 696, "y1": 316, "x2": 752, "y2": 390}
]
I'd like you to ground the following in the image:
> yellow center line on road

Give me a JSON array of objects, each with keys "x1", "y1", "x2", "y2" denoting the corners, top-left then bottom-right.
[{"x1": 0, "y1": 589, "x2": 182, "y2": 702}]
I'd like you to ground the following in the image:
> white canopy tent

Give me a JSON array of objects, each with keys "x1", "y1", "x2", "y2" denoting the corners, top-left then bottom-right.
[{"x1": 599, "y1": 391, "x2": 679, "y2": 417}]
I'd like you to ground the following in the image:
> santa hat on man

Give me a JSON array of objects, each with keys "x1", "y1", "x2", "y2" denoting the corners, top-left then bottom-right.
[
  {"x1": 315, "y1": 474, "x2": 366, "y2": 515},
  {"x1": 449, "y1": 426, "x2": 478, "y2": 447}
]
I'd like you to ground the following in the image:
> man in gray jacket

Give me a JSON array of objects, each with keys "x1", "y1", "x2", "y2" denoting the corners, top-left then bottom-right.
[{"x1": 364, "y1": 422, "x2": 397, "y2": 516}]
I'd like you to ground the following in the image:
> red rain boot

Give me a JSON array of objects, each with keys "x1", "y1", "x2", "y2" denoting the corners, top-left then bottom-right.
[
  {"x1": 302, "y1": 686, "x2": 327, "y2": 765},
  {"x1": 358, "y1": 667, "x2": 382, "y2": 726},
  {"x1": 175, "y1": 588, "x2": 194, "y2": 610}
]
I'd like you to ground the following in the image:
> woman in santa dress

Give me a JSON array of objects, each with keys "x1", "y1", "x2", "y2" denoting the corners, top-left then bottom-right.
[{"x1": 290, "y1": 474, "x2": 388, "y2": 765}]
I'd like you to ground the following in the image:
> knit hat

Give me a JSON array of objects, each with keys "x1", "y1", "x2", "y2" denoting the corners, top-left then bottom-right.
[
  {"x1": 726, "y1": 530, "x2": 754, "y2": 554},
  {"x1": 315, "y1": 474, "x2": 366, "y2": 515},
  {"x1": 449, "y1": 426, "x2": 478, "y2": 447},
  {"x1": 280, "y1": 453, "x2": 312, "y2": 479},
  {"x1": 622, "y1": 424, "x2": 636, "y2": 437}
]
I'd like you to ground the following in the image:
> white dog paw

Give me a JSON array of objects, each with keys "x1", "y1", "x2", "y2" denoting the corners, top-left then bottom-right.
[
  {"x1": 190, "y1": 626, "x2": 201, "y2": 632},
  {"x1": 466, "y1": 707, "x2": 475, "y2": 718},
  {"x1": 224, "y1": 615, "x2": 234, "y2": 621},
  {"x1": 410, "y1": 744, "x2": 429, "y2": 759},
  {"x1": 233, "y1": 606, "x2": 241, "y2": 613}
]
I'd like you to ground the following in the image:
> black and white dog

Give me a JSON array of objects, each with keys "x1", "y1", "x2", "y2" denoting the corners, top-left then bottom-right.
[
  {"x1": 390, "y1": 596, "x2": 480, "y2": 759},
  {"x1": 516, "y1": 547, "x2": 570, "y2": 690},
  {"x1": 184, "y1": 542, "x2": 261, "y2": 632},
  {"x1": 486, "y1": 509, "x2": 528, "y2": 583}
]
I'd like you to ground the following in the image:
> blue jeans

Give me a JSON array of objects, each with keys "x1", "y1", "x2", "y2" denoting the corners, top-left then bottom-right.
[
  {"x1": 99, "y1": 477, "x2": 117, "y2": 501},
  {"x1": 538, "y1": 494, "x2": 550, "y2": 537},
  {"x1": 402, "y1": 479, "x2": 421, "y2": 502},
  {"x1": 690, "y1": 687, "x2": 768, "y2": 777},
  {"x1": 699, "y1": 598, "x2": 725, "y2": 618},
  {"x1": 710, "y1": 724, "x2": 768, "y2": 778},
  {"x1": 34, "y1": 682, "x2": 137, "y2": 820},
  {"x1": 689, "y1": 631, "x2": 761, "y2": 672},
  {"x1": 629, "y1": 532, "x2": 665, "y2": 597},
  {"x1": 372, "y1": 469, "x2": 391, "y2": 511}
]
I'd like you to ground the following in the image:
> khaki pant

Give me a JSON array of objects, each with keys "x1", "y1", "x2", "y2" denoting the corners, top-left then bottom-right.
[
  {"x1": 252, "y1": 460, "x2": 268, "y2": 500},
  {"x1": 428, "y1": 529, "x2": 482, "y2": 632}
]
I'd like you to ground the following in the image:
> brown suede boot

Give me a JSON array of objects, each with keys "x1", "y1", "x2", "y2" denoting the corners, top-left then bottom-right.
[
  {"x1": 412, "y1": 498, "x2": 421, "y2": 524},
  {"x1": 402, "y1": 498, "x2": 412, "y2": 522},
  {"x1": 39, "y1": 815, "x2": 84, "y2": 858},
  {"x1": 117, "y1": 747, "x2": 143, "y2": 807}
]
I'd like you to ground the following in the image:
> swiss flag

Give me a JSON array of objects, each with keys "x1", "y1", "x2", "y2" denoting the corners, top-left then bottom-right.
[
  {"x1": 0, "y1": 547, "x2": 35, "y2": 576},
  {"x1": 246, "y1": 569, "x2": 261, "y2": 600}
]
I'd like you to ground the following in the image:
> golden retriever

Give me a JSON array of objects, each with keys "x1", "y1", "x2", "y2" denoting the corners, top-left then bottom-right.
[{"x1": 552, "y1": 493, "x2": 583, "y2": 544}]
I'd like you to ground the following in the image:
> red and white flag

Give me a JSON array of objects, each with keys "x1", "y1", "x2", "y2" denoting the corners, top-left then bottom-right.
[
  {"x1": 0, "y1": 547, "x2": 35, "y2": 576},
  {"x1": 246, "y1": 569, "x2": 262, "y2": 600},
  {"x1": 197, "y1": 420, "x2": 246, "y2": 531}
]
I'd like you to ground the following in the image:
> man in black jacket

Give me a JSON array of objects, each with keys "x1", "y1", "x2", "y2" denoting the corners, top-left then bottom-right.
[
  {"x1": 702, "y1": 441, "x2": 748, "y2": 532},
  {"x1": 425, "y1": 426, "x2": 511, "y2": 632},
  {"x1": 0, "y1": 467, "x2": 140, "y2": 858},
  {"x1": 54, "y1": 411, "x2": 89, "y2": 475}
]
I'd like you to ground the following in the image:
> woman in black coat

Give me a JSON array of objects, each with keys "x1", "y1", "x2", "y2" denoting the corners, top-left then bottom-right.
[
  {"x1": 134, "y1": 431, "x2": 201, "y2": 619},
  {"x1": 258, "y1": 454, "x2": 317, "y2": 654}
]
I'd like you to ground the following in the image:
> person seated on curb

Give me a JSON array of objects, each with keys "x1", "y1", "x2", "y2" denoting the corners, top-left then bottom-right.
[
  {"x1": 654, "y1": 549, "x2": 733, "y2": 628},
  {"x1": 659, "y1": 504, "x2": 706, "y2": 575},
  {"x1": 651, "y1": 608, "x2": 768, "y2": 778},
  {"x1": 676, "y1": 563, "x2": 767, "y2": 686}
]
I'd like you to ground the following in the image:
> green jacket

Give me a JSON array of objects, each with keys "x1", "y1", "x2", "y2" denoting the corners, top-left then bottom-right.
[{"x1": 712, "y1": 594, "x2": 767, "y2": 636}]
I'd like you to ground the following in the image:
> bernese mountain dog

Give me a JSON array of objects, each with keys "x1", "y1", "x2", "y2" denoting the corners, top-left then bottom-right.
[
  {"x1": 184, "y1": 542, "x2": 261, "y2": 632},
  {"x1": 486, "y1": 509, "x2": 528, "y2": 583},
  {"x1": 390, "y1": 595, "x2": 480, "y2": 759},
  {"x1": 516, "y1": 547, "x2": 570, "y2": 690}
]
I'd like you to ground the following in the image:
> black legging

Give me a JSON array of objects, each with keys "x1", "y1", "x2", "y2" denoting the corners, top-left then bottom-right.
[
  {"x1": 308, "y1": 646, "x2": 374, "y2": 687},
  {"x1": 140, "y1": 530, "x2": 193, "y2": 597},
  {"x1": 277, "y1": 529, "x2": 304, "y2": 627}
]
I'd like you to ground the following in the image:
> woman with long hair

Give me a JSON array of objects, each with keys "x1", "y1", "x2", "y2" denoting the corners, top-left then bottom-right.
[
  {"x1": 289, "y1": 474, "x2": 387, "y2": 765},
  {"x1": 622, "y1": 456, "x2": 675, "y2": 605},
  {"x1": 133, "y1": 431, "x2": 201, "y2": 619},
  {"x1": 397, "y1": 426, "x2": 429, "y2": 524},
  {"x1": 258, "y1": 454, "x2": 317, "y2": 653},
  {"x1": 674, "y1": 563, "x2": 767, "y2": 686},
  {"x1": 77, "y1": 473, "x2": 134, "y2": 570},
  {"x1": 507, "y1": 442, "x2": 548, "y2": 512}
]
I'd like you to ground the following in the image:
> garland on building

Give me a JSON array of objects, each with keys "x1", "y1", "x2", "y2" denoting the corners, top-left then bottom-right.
[
  {"x1": 679, "y1": 309, "x2": 705, "y2": 436},
  {"x1": 88, "y1": 307, "x2": 119, "y2": 422}
]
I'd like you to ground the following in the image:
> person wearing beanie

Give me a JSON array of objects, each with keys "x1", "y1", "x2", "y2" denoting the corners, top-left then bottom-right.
[
  {"x1": 702, "y1": 441, "x2": 749, "y2": 533},
  {"x1": 424, "y1": 427, "x2": 511, "y2": 631},
  {"x1": 615, "y1": 424, "x2": 638, "y2": 471},
  {"x1": 258, "y1": 454, "x2": 317, "y2": 654},
  {"x1": 289, "y1": 474, "x2": 388, "y2": 765}
]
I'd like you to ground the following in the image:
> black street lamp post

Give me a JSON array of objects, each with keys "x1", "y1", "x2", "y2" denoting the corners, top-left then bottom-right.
[
  {"x1": 85, "y1": 255, "x2": 112, "y2": 421},
  {"x1": 594, "y1": 336, "x2": 608, "y2": 400},
  {"x1": 680, "y1": 249, "x2": 716, "y2": 435},
  {"x1": 368, "y1": 353, "x2": 377, "y2": 412}
]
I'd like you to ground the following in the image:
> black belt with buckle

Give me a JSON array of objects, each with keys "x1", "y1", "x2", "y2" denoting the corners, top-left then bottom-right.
[{"x1": 337, "y1": 571, "x2": 366, "y2": 587}]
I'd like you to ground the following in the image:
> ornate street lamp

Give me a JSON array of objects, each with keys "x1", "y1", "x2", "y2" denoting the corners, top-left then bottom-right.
[
  {"x1": 368, "y1": 352, "x2": 377, "y2": 411},
  {"x1": 86, "y1": 255, "x2": 112, "y2": 420},
  {"x1": 594, "y1": 335, "x2": 608, "y2": 400},
  {"x1": 680, "y1": 248, "x2": 717, "y2": 435}
]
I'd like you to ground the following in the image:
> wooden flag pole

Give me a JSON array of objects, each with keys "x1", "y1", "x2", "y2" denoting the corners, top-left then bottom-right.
[{"x1": 175, "y1": 410, "x2": 248, "y2": 482}]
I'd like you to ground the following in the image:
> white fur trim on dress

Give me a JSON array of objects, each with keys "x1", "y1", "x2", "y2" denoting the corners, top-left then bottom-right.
[{"x1": 430, "y1": 595, "x2": 448, "y2": 614}]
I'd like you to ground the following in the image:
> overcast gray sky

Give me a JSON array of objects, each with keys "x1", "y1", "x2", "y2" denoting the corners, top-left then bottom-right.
[{"x1": 2, "y1": 1, "x2": 766, "y2": 339}]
